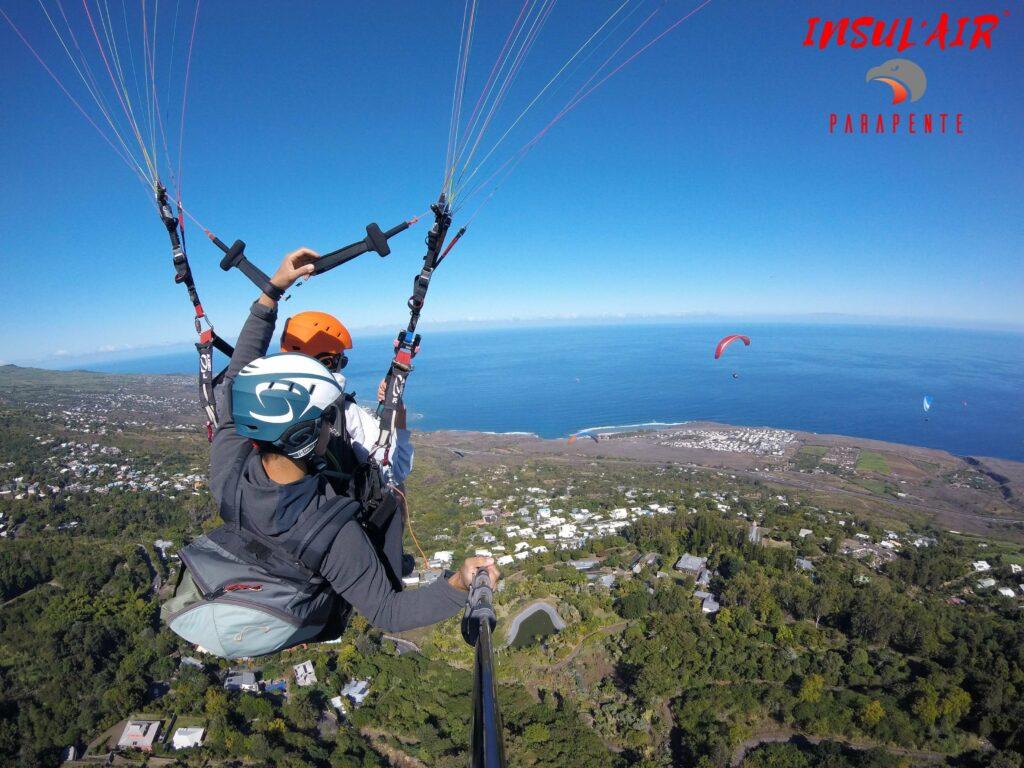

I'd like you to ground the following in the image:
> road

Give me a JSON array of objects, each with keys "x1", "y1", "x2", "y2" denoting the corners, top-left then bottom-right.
[
  {"x1": 729, "y1": 728, "x2": 954, "y2": 766},
  {"x1": 382, "y1": 635, "x2": 422, "y2": 655}
]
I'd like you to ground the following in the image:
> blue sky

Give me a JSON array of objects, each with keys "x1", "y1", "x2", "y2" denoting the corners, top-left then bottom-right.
[{"x1": 1, "y1": 0, "x2": 1022, "y2": 364}]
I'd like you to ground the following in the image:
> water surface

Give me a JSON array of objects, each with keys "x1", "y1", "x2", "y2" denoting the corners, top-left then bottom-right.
[{"x1": 76, "y1": 322, "x2": 1024, "y2": 461}]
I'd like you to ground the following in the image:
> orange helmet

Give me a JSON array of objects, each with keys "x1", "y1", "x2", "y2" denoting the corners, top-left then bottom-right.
[{"x1": 281, "y1": 312, "x2": 352, "y2": 370}]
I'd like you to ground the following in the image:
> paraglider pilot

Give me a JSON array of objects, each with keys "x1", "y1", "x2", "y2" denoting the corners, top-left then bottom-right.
[{"x1": 210, "y1": 247, "x2": 499, "y2": 636}]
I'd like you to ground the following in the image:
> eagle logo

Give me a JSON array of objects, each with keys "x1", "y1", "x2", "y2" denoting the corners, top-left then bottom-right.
[{"x1": 866, "y1": 58, "x2": 927, "y2": 104}]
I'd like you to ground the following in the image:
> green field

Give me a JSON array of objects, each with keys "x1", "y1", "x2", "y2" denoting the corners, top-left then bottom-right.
[
  {"x1": 795, "y1": 445, "x2": 829, "y2": 471},
  {"x1": 856, "y1": 450, "x2": 890, "y2": 474},
  {"x1": 851, "y1": 477, "x2": 887, "y2": 495}
]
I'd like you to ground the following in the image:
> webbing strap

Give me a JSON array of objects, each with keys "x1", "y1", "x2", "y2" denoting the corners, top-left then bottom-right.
[
  {"x1": 375, "y1": 195, "x2": 452, "y2": 459},
  {"x1": 157, "y1": 184, "x2": 231, "y2": 441},
  {"x1": 292, "y1": 496, "x2": 362, "y2": 571}
]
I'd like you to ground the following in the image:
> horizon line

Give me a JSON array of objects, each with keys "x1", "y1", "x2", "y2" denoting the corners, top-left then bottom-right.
[{"x1": 8, "y1": 310, "x2": 1024, "y2": 367}]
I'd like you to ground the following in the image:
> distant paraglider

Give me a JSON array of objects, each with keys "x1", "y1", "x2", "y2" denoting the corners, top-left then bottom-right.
[
  {"x1": 568, "y1": 433, "x2": 599, "y2": 445},
  {"x1": 923, "y1": 395, "x2": 934, "y2": 413},
  {"x1": 715, "y1": 334, "x2": 750, "y2": 380},
  {"x1": 714, "y1": 334, "x2": 750, "y2": 360}
]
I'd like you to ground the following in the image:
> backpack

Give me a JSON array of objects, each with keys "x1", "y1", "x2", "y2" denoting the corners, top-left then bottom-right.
[
  {"x1": 326, "y1": 396, "x2": 400, "y2": 537},
  {"x1": 161, "y1": 447, "x2": 361, "y2": 658}
]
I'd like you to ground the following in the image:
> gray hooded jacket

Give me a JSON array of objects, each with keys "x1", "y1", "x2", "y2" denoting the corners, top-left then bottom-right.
[{"x1": 208, "y1": 301, "x2": 466, "y2": 633}]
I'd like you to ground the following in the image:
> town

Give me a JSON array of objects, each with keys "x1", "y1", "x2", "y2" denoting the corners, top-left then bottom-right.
[{"x1": 2, "y1": 368, "x2": 1023, "y2": 767}]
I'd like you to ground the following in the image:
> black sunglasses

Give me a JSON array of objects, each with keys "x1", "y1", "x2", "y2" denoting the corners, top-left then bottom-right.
[{"x1": 316, "y1": 352, "x2": 348, "y2": 372}]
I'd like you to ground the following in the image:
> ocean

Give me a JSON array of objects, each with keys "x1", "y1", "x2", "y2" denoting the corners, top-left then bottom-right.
[{"x1": 75, "y1": 322, "x2": 1024, "y2": 462}]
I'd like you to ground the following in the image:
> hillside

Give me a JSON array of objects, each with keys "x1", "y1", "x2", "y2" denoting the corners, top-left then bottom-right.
[{"x1": 0, "y1": 365, "x2": 1022, "y2": 768}]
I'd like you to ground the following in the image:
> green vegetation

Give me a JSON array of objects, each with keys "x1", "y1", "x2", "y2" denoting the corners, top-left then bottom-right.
[
  {"x1": 795, "y1": 446, "x2": 829, "y2": 471},
  {"x1": 856, "y1": 451, "x2": 891, "y2": 474},
  {"x1": 851, "y1": 478, "x2": 887, "y2": 495},
  {"x1": 1, "y1": 371, "x2": 1023, "y2": 768}
]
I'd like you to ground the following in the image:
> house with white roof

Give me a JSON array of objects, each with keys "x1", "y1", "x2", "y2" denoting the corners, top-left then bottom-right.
[
  {"x1": 997, "y1": 587, "x2": 1016, "y2": 598},
  {"x1": 972, "y1": 560, "x2": 992, "y2": 572},
  {"x1": 432, "y1": 551, "x2": 454, "y2": 566},
  {"x1": 340, "y1": 679, "x2": 371, "y2": 706},
  {"x1": 293, "y1": 660, "x2": 317, "y2": 687},
  {"x1": 172, "y1": 727, "x2": 205, "y2": 750}
]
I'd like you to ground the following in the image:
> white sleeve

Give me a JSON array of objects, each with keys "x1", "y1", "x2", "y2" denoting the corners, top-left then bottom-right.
[
  {"x1": 344, "y1": 400, "x2": 374, "y2": 449},
  {"x1": 343, "y1": 401, "x2": 413, "y2": 484}
]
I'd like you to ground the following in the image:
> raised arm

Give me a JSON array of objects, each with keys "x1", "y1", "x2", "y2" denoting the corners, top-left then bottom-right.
[
  {"x1": 209, "y1": 248, "x2": 319, "y2": 505},
  {"x1": 223, "y1": 248, "x2": 320, "y2": 383}
]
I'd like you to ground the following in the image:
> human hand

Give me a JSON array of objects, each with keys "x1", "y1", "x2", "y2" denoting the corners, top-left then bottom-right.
[
  {"x1": 448, "y1": 557, "x2": 500, "y2": 592},
  {"x1": 270, "y1": 247, "x2": 319, "y2": 291}
]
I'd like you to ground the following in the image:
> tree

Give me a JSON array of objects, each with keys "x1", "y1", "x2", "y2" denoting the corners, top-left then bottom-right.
[
  {"x1": 524, "y1": 723, "x2": 551, "y2": 744},
  {"x1": 861, "y1": 699, "x2": 885, "y2": 728},
  {"x1": 247, "y1": 732, "x2": 271, "y2": 762},
  {"x1": 798, "y1": 674, "x2": 824, "y2": 704},
  {"x1": 989, "y1": 752, "x2": 1023, "y2": 768},
  {"x1": 204, "y1": 687, "x2": 229, "y2": 721},
  {"x1": 617, "y1": 591, "x2": 650, "y2": 620},
  {"x1": 940, "y1": 687, "x2": 972, "y2": 726},
  {"x1": 911, "y1": 685, "x2": 940, "y2": 727},
  {"x1": 238, "y1": 693, "x2": 274, "y2": 723},
  {"x1": 285, "y1": 690, "x2": 318, "y2": 731}
]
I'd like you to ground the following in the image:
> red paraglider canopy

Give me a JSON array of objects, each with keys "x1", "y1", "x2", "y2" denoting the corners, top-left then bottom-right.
[{"x1": 714, "y1": 334, "x2": 750, "y2": 359}]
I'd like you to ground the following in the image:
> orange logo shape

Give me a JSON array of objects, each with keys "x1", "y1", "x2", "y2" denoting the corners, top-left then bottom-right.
[{"x1": 866, "y1": 58, "x2": 927, "y2": 104}]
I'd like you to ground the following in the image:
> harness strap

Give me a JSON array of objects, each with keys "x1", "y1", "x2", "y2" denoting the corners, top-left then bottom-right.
[
  {"x1": 218, "y1": 445, "x2": 361, "y2": 575},
  {"x1": 158, "y1": 183, "x2": 232, "y2": 441},
  {"x1": 375, "y1": 194, "x2": 453, "y2": 459},
  {"x1": 292, "y1": 496, "x2": 362, "y2": 571}
]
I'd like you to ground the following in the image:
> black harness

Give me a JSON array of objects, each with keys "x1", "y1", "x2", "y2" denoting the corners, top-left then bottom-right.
[
  {"x1": 324, "y1": 394, "x2": 401, "y2": 538},
  {"x1": 215, "y1": 443, "x2": 362, "y2": 579}
]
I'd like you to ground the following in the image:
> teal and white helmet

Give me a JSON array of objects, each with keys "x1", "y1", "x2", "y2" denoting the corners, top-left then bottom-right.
[{"x1": 231, "y1": 353, "x2": 344, "y2": 459}]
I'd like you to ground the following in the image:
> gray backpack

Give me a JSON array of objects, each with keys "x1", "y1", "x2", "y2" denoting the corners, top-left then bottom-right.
[{"x1": 161, "y1": 448, "x2": 361, "y2": 658}]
